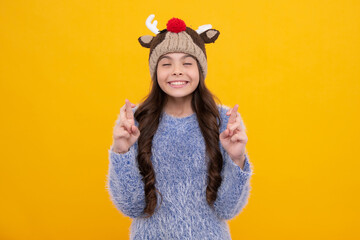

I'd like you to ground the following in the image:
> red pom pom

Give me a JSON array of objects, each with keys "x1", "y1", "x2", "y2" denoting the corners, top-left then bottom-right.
[{"x1": 166, "y1": 17, "x2": 186, "y2": 33}]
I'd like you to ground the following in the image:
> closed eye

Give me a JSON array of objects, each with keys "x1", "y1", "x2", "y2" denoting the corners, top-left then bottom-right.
[{"x1": 184, "y1": 63, "x2": 192, "y2": 65}]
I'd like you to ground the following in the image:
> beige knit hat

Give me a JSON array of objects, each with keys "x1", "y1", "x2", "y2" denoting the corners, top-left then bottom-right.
[{"x1": 138, "y1": 14, "x2": 220, "y2": 79}]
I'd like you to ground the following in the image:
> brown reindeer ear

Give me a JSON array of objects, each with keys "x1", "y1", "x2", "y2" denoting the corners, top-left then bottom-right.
[
  {"x1": 200, "y1": 29, "x2": 220, "y2": 43},
  {"x1": 138, "y1": 35, "x2": 154, "y2": 48}
]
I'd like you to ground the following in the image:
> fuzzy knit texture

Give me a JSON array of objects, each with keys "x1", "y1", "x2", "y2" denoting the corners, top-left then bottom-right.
[{"x1": 106, "y1": 104, "x2": 254, "y2": 240}]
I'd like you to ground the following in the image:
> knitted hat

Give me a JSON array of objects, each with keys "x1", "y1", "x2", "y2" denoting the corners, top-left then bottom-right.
[{"x1": 138, "y1": 14, "x2": 220, "y2": 79}]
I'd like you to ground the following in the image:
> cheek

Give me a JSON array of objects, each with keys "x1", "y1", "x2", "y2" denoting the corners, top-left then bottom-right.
[
  {"x1": 189, "y1": 64, "x2": 199, "y2": 76},
  {"x1": 157, "y1": 72, "x2": 166, "y2": 82},
  {"x1": 156, "y1": 72, "x2": 169, "y2": 88},
  {"x1": 191, "y1": 69, "x2": 200, "y2": 80},
  {"x1": 156, "y1": 68, "x2": 164, "y2": 79}
]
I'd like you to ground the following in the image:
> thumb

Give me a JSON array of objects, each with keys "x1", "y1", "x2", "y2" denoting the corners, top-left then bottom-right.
[
  {"x1": 219, "y1": 129, "x2": 230, "y2": 140},
  {"x1": 131, "y1": 125, "x2": 140, "y2": 137}
]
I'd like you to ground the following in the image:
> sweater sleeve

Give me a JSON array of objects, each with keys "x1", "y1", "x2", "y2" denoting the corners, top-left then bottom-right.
[
  {"x1": 213, "y1": 151, "x2": 253, "y2": 220},
  {"x1": 105, "y1": 105, "x2": 146, "y2": 219},
  {"x1": 213, "y1": 104, "x2": 254, "y2": 220}
]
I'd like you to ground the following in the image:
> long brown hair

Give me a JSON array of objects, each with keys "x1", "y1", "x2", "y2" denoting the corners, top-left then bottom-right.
[{"x1": 134, "y1": 59, "x2": 224, "y2": 218}]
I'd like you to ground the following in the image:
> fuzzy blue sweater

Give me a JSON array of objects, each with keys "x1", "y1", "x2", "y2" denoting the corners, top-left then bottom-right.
[{"x1": 106, "y1": 104, "x2": 254, "y2": 240}]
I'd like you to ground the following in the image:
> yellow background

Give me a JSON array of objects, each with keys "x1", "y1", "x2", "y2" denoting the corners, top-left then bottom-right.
[{"x1": 1, "y1": 0, "x2": 359, "y2": 239}]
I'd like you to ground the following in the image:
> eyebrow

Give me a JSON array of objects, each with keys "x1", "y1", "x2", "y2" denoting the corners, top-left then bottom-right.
[{"x1": 159, "y1": 54, "x2": 194, "y2": 61}]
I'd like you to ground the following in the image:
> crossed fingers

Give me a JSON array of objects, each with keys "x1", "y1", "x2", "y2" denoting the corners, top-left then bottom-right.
[
  {"x1": 117, "y1": 99, "x2": 135, "y2": 133},
  {"x1": 226, "y1": 104, "x2": 245, "y2": 136}
]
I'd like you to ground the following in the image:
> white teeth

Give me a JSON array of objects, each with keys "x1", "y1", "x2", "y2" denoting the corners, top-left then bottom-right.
[{"x1": 170, "y1": 81, "x2": 187, "y2": 85}]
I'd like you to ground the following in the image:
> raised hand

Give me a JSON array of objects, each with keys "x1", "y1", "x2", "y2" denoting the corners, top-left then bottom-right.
[
  {"x1": 112, "y1": 99, "x2": 141, "y2": 154},
  {"x1": 219, "y1": 104, "x2": 248, "y2": 167}
]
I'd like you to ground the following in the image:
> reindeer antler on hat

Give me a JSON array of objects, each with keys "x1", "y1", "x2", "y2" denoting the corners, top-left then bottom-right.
[{"x1": 138, "y1": 14, "x2": 220, "y2": 79}]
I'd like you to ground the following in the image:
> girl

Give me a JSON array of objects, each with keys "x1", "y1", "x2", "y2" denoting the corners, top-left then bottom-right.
[{"x1": 106, "y1": 14, "x2": 254, "y2": 240}]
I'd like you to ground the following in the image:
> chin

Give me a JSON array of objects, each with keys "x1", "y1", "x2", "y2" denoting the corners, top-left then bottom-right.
[{"x1": 166, "y1": 92, "x2": 193, "y2": 99}]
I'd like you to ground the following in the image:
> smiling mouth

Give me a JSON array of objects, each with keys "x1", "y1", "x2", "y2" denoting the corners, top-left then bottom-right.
[
  {"x1": 168, "y1": 81, "x2": 189, "y2": 88},
  {"x1": 168, "y1": 80, "x2": 188, "y2": 85}
]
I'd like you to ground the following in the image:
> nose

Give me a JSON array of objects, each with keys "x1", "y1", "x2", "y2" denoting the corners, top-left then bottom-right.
[
  {"x1": 172, "y1": 63, "x2": 183, "y2": 76},
  {"x1": 172, "y1": 71, "x2": 183, "y2": 76}
]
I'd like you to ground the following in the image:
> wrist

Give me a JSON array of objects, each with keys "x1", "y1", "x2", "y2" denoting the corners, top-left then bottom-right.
[
  {"x1": 231, "y1": 153, "x2": 246, "y2": 168},
  {"x1": 111, "y1": 146, "x2": 129, "y2": 154},
  {"x1": 231, "y1": 152, "x2": 246, "y2": 161}
]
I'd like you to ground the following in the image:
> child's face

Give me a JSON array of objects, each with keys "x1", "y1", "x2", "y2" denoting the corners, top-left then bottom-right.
[{"x1": 156, "y1": 52, "x2": 199, "y2": 100}]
